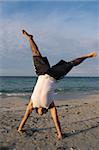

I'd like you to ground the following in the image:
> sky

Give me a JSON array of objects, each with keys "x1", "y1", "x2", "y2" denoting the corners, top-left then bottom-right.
[{"x1": 0, "y1": 1, "x2": 99, "y2": 76}]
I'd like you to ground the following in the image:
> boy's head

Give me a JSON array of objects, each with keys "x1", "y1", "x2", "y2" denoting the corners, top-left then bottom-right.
[{"x1": 36, "y1": 107, "x2": 48, "y2": 115}]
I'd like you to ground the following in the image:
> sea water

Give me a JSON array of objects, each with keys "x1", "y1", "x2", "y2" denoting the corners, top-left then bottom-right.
[{"x1": 0, "y1": 76, "x2": 99, "y2": 99}]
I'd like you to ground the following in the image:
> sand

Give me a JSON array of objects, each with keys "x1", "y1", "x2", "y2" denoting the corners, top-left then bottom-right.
[{"x1": 0, "y1": 94, "x2": 99, "y2": 150}]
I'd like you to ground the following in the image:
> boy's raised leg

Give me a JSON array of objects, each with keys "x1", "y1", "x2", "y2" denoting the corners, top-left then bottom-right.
[
  {"x1": 70, "y1": 51, "x2": 97, "y2": 66},
  {"x1": 22, "y1": 30, "x2": 42, "y2": 57}
]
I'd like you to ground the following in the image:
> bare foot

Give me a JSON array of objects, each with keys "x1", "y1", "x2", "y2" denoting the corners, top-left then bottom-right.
[
  {"x1": 86, "y1": 51, "x2": 97, "y2": 58},
  {"x1": 22, "y1": 30, "x2": 33, "y2": 39}
]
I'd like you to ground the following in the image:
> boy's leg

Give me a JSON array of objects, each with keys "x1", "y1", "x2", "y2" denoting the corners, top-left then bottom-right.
[
  {"x1": 47, "y1": 51, "x2": 96, "y2": 80},
  {"x1": 22, "y1": 30, "x2": 50, "y2": 76},
  {"x1": 22, "y1": 30, "x2": 42, "y2": 57},
  {"x1": 49, "y1": 102, "x2": 62, "y2": 139},
  {"x1": 17, "y1": 100, "x2": 33, "y2": 132},
  {"x1": 70, "y1": 51, "x2": 96, "y2": 66}
]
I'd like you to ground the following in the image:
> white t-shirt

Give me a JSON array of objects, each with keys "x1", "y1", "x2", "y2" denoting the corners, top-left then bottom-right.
[{"x1": 31, "y1": 74, "x2": 56, "y2": 109}]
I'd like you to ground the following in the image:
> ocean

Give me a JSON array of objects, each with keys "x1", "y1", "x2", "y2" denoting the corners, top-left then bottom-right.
[{"x1": 0, "y1": 76, "x2": 99, "y2": 100}]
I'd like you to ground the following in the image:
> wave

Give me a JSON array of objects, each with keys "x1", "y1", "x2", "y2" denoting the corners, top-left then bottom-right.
[
  {"x1": 0, "y1": 89, "x2": 98, "y2": 98},
  {"x1": 0, "y1": 92, "x2": 31, "y2": 97}
]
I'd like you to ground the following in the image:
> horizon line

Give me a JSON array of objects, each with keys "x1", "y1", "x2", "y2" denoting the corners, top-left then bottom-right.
[{"x1": 0, "y1": 75, "x2": 99, "y2": 78}]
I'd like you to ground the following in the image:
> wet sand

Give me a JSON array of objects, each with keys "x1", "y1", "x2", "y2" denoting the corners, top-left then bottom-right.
[{"x1": 0, "y1": 94, "x2": 99, "y2": 150}]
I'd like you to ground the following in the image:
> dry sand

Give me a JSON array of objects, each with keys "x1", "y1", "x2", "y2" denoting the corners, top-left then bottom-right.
[{"x1": 0, "y1": 94, "x2": 99, "y2": 150}]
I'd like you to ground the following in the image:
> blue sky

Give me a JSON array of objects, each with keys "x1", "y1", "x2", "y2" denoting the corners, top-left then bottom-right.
[{"x1": 0, "y1": 1, "x2": 99, "y2": 76}]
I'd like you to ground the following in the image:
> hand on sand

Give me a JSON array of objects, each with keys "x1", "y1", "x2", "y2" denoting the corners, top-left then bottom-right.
[
  {"x1": 22, "y1": 30, "x2": 33, "y2": 39},
  {"x1": 57, "y1": 133, "x2": 63, "y2": 140},
  {"x1": 17, "y1": 128, "x2": 23, "y2": 135}
]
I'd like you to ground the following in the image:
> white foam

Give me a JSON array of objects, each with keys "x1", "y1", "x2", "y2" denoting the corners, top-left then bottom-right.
[{"x1": 0, "y1": 92, "x2": 31, "y2": 97}]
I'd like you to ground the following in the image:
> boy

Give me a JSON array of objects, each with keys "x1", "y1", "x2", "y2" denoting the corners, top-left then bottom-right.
[{"x1": 18, "y1": 30, "x2": 96, "y2": 139}]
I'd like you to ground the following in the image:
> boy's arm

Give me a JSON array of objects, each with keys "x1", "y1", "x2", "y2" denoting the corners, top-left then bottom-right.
[
  {"x1": 17, "y1": 100, "x2": 33, "y2": 132},
  {"x1": 50, "y1": 102, "x2": 62, "y2": 139}
]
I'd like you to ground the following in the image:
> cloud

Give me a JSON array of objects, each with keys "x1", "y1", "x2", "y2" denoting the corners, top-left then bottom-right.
[{"x1": 0, "y1": 2, "x2": 98, "y2": 76}]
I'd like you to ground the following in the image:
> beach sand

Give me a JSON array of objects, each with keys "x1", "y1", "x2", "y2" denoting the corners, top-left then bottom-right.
[{"x1": 0, "y1": 94, "x2": 99, "y2": 150}]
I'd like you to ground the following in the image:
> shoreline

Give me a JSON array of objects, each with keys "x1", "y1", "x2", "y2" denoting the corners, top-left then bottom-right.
[
  {"x1": 0, "y1": 89, "x2": 99, "y2": 100},
  {"x1": 0, "y1": 94, "x2": 99, "y2": 149}
]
